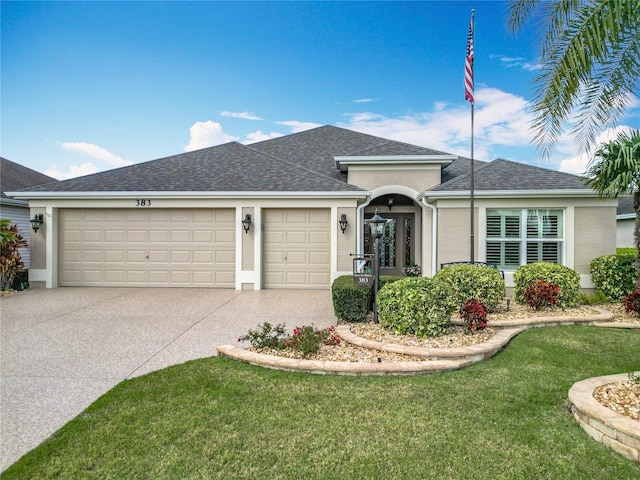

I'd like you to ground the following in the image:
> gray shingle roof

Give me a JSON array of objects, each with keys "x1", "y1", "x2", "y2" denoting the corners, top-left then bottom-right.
[
  {"x1": 429, "y1": 158, "x2": 589, "y2": 192},
  {"x1": 617, "y1": 196, "x2": 635, "y2": 216},
  {"x1": 250, "y1": 125, "x2": 448, "y2": 181},
  {"x1": 22, "y1": 142, "x2": 365, "y2": 193},
  {"x1": 1, "y1": 157, "x2": 57, "y2": 199}
]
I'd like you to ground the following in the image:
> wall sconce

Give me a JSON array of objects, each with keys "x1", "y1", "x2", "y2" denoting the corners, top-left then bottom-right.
[
  {"x1": 30, "y1": 214, "x2": 44, "y2": 233},
  {"x1": 387, "y1": 197, "x2": 394, "y2": 210},
  {"x1": 241, "y1": 213, "x2": 252, "y2": 233},
  {"x1": 338, "y1": 214, "x2": 348, "y2": 234}
]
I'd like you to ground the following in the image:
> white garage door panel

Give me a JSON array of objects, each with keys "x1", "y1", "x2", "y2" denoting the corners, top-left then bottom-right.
[
  {"x1": 60, "y1": 209, "x2": 235, "y2": 287},
  {"x1": 263, "y1": 208, "x2": 330, "y2": 289}
]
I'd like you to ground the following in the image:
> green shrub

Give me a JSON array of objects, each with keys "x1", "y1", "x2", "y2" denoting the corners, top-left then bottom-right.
[
  {"x1": 617, "y1": 248, "x2": 637, "y2": 256},
  {"x1": 578, "y1": 290, "x2": 609, "y2": 305},
  {"x1": 590, "y1": 254, "x2": 637, "y2": 301},
  {"x1": 378, "y1": 275, "x2": 404, "y2": 290},
  {"x1": 331, "y1": 275, "x2": 372, "y2": 322},
  {"x1": 283, "y1": 325, "x2": 341, "y2": 357},
  {"x1": 238, "y1": 322, "x2": 287, "y2": 349},
  {"x1": 513, "y1": 262, "x2": 580, "y2": 308},
  {"x1": 433, "y1": 264, "x2": 505, "y2": 312},
  {"x1": 377, "y1": 277, "x2": 457, "y2": 338}
]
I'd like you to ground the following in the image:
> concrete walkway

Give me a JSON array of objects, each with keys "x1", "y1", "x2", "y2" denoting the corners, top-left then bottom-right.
[{"x1": 0, "y1": 287, "x2": 335, "y2": 471}]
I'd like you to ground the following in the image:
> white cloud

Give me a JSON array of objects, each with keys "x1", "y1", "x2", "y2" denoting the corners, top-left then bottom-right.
[
  {"x1": 220, "y1": 111, "x2": 263, "y2": 120},
  {"x1": 184, "y1": 121, "x2": 237, "y2": 151},
  {"x1": 491, "y1": 54, "x2": 542, "y2": 71},
  {"x1": 244, "y1": 130, "x2": 284, "y2": 143},
  {"x1": 45, "y1": 162, "x2": 100, "y2": 180},
  {"x1": 59, "y1": 142, "x2": 131, "y2": 166},
  {"x1": 339, "y1": 86, "x2": 535, "y2": 162},
  {"x1": 276, "y1": 121, "x2": 323, "y2": 133},
  {"x1": 557, "y1": 126, "x2": 635, "y2": 175},
  {"x1": 354, "y1": 98, "x2": 377, "y2": 103}
]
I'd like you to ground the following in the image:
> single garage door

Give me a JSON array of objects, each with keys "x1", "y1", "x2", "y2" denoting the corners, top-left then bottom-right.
[
  {"x1": 60, "y1": 209, "x2": 235, "y2": 287},
  {"x1": 263, "y1": 208, "x2": 330, "y2": 289}
]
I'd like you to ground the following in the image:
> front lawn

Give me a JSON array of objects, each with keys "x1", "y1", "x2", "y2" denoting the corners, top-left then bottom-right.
[{"x1": 4, "y1": 327, "x2": 639, "y2": 479}]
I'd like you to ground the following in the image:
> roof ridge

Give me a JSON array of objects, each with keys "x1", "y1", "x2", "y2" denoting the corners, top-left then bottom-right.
[
  {"x1": 435, "y1": 158, "x2": 493, "y2": 189},
  {"x1": 242, "y1": 142, "x2": 362, "y2": 190}
]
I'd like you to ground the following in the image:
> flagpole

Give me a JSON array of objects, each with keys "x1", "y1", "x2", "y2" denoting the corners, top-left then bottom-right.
[{"x1": 469, "y1": 9, "x2": 475, "y2": 263}]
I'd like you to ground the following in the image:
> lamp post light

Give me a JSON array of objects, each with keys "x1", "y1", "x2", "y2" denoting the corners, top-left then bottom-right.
[{"x1": 365, "y1": 208, "x2": 388, "y2": 324}]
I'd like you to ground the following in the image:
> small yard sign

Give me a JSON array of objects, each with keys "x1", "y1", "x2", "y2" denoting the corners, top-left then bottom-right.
[{"x1": 353, "y1": 257, "x2": 373, "y2": 286}]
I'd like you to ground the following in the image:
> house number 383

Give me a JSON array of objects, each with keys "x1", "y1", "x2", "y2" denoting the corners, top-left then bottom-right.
[{"x1": 135, "y1": 199, "x2": 151, "y2": 206}]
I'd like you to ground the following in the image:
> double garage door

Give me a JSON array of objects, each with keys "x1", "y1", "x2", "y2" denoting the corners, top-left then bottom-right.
[
  {"x1": 60, "y1": 209, "x2": 235, "y2": 287},
  {"x1": 59, "y1": 208, "x2": 331, "y2": 289}
]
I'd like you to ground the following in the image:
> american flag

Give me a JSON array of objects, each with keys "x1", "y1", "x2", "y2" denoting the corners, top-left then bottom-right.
[{"x1": 464, "y1": 15, "x2": 474, "y2": 104}]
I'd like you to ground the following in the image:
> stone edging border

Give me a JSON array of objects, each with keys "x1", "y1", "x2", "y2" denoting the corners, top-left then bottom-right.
[
  {"x1": 216, "y1": 344, "x2": 474, "y2": 376},
  {"x1": 568, "y1": 373, "x2": 640, "y2": 463},
  {"x1": 452, "y1": 306, "x2": 614, "y2": 328},
  {"x1": 335, "y1": 325, "x2": 524, "y2": 361},
  {"x1": 217, "y1": 307, "x2": 639, "y2": 376}
]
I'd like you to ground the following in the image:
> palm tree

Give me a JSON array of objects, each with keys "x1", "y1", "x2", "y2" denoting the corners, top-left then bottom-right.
[
  {"x1": 583, "y1": 129, "x2": 640, "y2": 285},
  {"x1": 508, "y1": 0, "x2": 640, "y2": 159}
]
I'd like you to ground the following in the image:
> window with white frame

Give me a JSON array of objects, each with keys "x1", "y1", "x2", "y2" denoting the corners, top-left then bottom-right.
[{"x1": 486, "y1": 209, "x2": 564, "y2": 270}]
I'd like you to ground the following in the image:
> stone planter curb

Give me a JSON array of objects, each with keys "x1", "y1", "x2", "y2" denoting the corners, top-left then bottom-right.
[
  {"x1": 216, "y1": 344, "x2": 473, "y2": 376},
  {"x1": 450, "y1": 306, "x2": 613, "y2": 328},
  {"x1": 335, "y1": 325, "x2": 525, "y2": 361},
  {"x1": 568, "y1": 373, "x2": 640, "y2": 463}
]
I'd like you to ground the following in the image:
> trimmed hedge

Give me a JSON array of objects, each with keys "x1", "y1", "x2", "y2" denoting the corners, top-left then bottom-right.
[
  {"x1": 513, "y1": 262, "x2": 580, "y2": 308},
  {"x1": 331, "y1": 275, "x2": 372, "y2": 322},
  {"x1": 434, "y1": 263, "x2": 505, "y2": 312},
  {"x1": 377, "y1": 277, "x2": 457, "y2": 337},
  {"x1": 590, "y1": 254, "x2": 637, "y2": 301}
]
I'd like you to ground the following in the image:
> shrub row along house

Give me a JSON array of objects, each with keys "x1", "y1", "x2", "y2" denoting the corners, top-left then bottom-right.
[{"x1": 7, "y1": 125, "x2": 617, "y2": 291}]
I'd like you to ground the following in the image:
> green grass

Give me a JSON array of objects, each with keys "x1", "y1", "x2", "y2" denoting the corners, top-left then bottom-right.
[{"x1": 5, "y1": 327, "x2": 640, "y2": 479}]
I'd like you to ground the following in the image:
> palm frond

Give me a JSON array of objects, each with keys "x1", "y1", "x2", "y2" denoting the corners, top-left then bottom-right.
[
  {"x1": 525, "y1": 0, "x2": 640, "y2": 158},
  {"x1": 583, "y1": 129, "x2": 640, "y2": 198}
]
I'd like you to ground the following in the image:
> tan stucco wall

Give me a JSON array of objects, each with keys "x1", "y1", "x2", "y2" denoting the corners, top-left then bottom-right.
[
  {"x1": 348, "y1": 166, "x2": 440, "y2": 192},
  {"x1": 29, "y1": 207, "x2": 47, "y2": 269},
  {"x1": 337, "y1": 207, "x2": 357, "y2": 273},
  {"x1": 617, "y1": 218, "x2": 635, "y2": 249},
  {"x1": 436, "y1": 206, "x2": 478, "y2": 267},
  {"x1": 574, "y1": 206, "x2": 617, "y2": 275},
  {"x1": 241, "y1": 207, "x2": 254, "y2": 271}
]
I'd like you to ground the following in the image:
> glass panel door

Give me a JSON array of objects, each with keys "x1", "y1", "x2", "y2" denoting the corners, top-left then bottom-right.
[{"x1": 364, "y1": 212, "x2": 414, "y2": 276}]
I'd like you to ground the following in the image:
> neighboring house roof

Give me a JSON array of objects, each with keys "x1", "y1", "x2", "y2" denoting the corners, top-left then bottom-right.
[
  {"x1": 19, "y1": 141, "x2": 365, "y2": 195},
  {"x1": 428, "y1": 158, "x2": 590, "y2": 194},
  {"x1": 1, "y1": 157, "x2": 57, "y2": 203},
  {"x1": 617, "y1": 196, "x2": 635, "y2": 219}
]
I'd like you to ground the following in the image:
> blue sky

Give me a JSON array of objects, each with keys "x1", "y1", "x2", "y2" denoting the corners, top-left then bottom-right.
[{"x1": 2, "y1": 1, "x2": 639, "y2": 180}]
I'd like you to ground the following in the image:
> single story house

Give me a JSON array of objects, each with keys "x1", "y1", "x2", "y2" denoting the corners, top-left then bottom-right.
[
  {"x1": 616, "y1": 196, "x2": 636, "y2": 249},
  {"x1": 0, "y1": 157, "x2": 57, "y2": 268},
  {"x1": 8, "y1": 125, "x2": 617, "y2": 291}
]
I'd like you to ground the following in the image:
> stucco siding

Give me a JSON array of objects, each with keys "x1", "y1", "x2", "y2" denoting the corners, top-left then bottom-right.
[
  {"x1": 574, "y1": 206, "x2": 617, "y2": 275},
  {"x1": 348, "y1": 166, "x2": 440, "y2": 192},
  {"x1": 436, "y1": 207, "x2": 478, "y2": 267},
  {"x1": 617, "y1": 218, "x2": 635, "y2": 249}
]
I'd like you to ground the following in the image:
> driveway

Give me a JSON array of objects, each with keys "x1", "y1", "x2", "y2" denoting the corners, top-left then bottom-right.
[{"x1": 0, "y1": 287, "x2": 336, "y2": 471}]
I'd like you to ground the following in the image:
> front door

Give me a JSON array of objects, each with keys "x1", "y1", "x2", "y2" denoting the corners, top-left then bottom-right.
[{"x1": 364, "y1": 212, "x2": 415, "y2": 277}]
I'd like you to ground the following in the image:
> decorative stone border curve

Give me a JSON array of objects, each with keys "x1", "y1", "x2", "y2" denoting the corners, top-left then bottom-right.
[
  {"x1": 217, "y1": 307, "x2": 638, "y2": 376},
  {"x1": 568, "y1": 373, "x2": 640, "y2": 463},
  {"x1": 216, "y1": 344, "x2": 474, "y2": 376},
  {"x1": 451, "y1": 306, "x2": 614, "y2": 329},
  {"x1": 335, "y1": 325, "x2": 524, "y2": 362}
]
